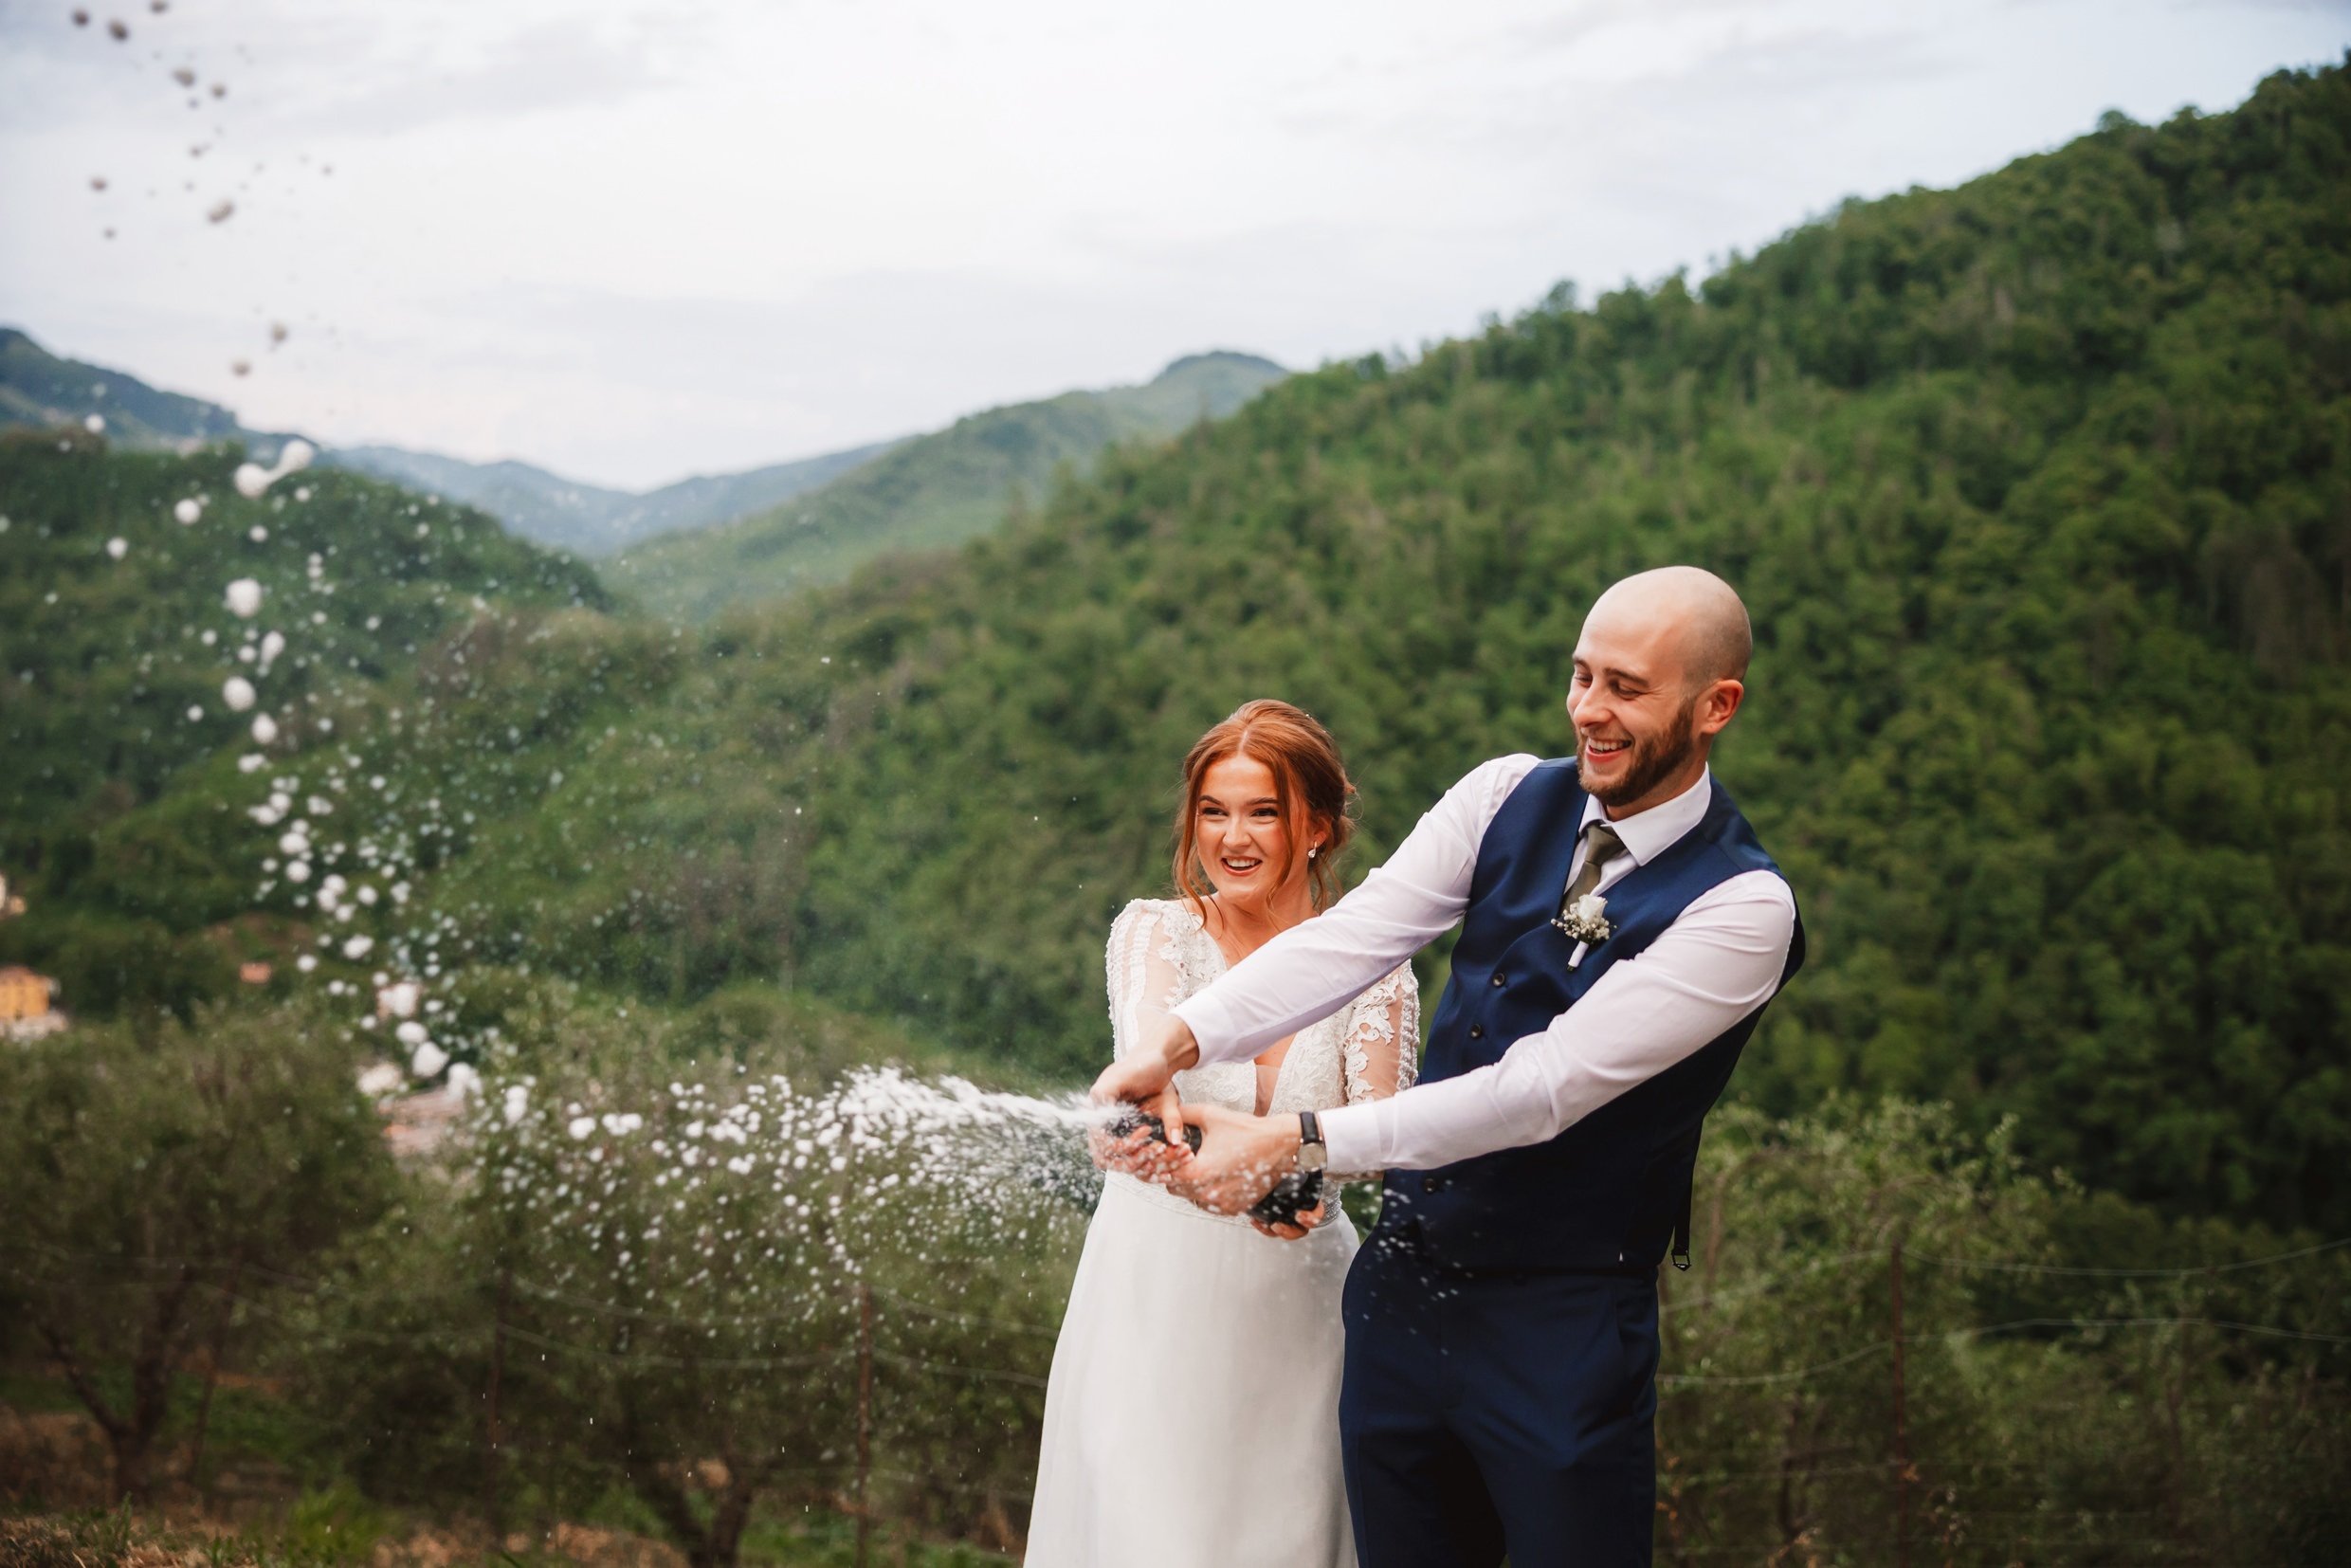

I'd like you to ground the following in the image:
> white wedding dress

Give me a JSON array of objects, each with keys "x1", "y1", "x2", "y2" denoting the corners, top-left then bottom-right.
[{"x1": 1026, "y1": 898, "x2": 1419, "y2": 1568}]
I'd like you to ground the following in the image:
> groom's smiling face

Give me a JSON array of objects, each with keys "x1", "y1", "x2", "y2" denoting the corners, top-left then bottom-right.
[
  {"x1": 1567, "y1": 573, "x2": 1746, "y2": 817},
  {"x1": 1569, "y1": 652, "x2": 1700, "y2": 813}
]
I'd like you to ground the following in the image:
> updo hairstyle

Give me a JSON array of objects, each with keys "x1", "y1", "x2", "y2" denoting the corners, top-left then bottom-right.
[{"x1": 1170, "y1": 699, "x2": 1358, "y2": 916}]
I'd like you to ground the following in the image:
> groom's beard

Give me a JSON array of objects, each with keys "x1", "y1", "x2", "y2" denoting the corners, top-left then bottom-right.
[{"x1": 1578, "y1": 695, "x2": 1700, "y2": 808}]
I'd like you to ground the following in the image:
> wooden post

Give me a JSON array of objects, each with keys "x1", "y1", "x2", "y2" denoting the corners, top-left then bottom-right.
[
  {"x1": 1890, "y1": 1239, "x2": 1910, "y2": 1568},
  {"x1": 855, "y1": 1282, "x2": 875, "y2": 1568},
  {"x1": 485, "y1": 1267, "x2": 511, "y2": 1541},
  {"x1": 185, "y1": 1259, "x2": 244, "y2": 1504}
]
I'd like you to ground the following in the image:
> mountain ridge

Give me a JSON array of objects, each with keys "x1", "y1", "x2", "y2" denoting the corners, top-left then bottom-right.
[{"x1": 601, "y1": 349, "x2": 1286, "y2": 619}]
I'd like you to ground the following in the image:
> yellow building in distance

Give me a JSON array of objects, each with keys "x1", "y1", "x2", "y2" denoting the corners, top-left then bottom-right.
[{"x1": 0, "y1": 965, "x2": 64, "y2": 1039}]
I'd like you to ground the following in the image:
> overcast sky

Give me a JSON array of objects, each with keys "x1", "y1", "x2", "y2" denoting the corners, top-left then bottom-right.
[{"x1": 2, "y1": 0, "x2": 2343, "y2": 490}]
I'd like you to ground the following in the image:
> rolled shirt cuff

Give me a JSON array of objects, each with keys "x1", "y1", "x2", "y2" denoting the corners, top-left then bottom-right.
[{"x1": 1169, "y1": 991, "x2": 1247, "y2": 1067}]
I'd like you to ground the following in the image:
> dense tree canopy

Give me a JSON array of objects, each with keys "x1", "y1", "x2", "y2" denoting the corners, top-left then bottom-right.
[{"x1": 622, "y1": 63, "x2": 2346, "y2": 1228}]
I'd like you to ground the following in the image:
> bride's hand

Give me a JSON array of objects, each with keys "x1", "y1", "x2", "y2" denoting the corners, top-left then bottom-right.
[
  {"x1": 1088, "y1": 1097, "x2": 1194, "y2": 1183},
  {"x1": 1250, "y1": 1198, "x2": 1327, "y2": 1243},
  {"x1": 1090, "y1": 1016, "x2": 1195, "y2": 1147}
]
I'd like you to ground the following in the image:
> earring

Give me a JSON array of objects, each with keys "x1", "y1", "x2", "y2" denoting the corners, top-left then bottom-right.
[{"x1": 1308, "y1": 846, "x2": 1321, "y2": 859}]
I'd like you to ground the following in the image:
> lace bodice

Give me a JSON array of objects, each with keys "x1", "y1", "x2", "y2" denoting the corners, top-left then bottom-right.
[{"x1": 1105, "y1": 899, "x2": 1419, "y2": 1168}]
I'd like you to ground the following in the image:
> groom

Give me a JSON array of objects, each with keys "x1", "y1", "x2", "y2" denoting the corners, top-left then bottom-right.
[{"x1": 1093, "y1": 566, "x2": 1804, "y2": 1567}]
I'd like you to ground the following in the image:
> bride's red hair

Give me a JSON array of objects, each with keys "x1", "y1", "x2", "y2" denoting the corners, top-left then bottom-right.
[{"x1": 1171, "y1": 699, "x2": 1358, "y2": 918}]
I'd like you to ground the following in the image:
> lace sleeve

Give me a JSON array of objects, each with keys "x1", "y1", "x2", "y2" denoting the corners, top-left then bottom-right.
[
  {"x1": 1340, "y1": 960, "x2": 1421, "y2": 1105},
  {"x1": 1105, "y1": 900, "x2": 1190, "y2": 1063},
  {"x1": 1328, "y1": 961, "x2": 1418, "y2": 1185}
]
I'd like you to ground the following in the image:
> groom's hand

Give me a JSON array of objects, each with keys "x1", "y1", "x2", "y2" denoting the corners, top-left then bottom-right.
[
  {"x1": 1167, "y1": 1103, "x2": 1302, "y2": 1217},
  {"x1": 1088, "y1": 1014, "x2": 1200, "y2": 1147}
]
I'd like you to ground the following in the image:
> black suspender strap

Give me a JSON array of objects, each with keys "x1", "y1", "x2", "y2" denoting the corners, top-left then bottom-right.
[{"x1": 1669, "y1": 1175, "x2": 1694, "y2": 1271}]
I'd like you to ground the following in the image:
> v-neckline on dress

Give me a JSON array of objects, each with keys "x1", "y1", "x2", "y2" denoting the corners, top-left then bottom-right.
[{"x1": 1192, "y1": 911, "x2": 1305, "y2": 1118}]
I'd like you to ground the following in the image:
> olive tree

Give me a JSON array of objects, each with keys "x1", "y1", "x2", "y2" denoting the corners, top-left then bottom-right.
[{"x1": 0, "y1": 1002, "x2": 397, "y2": 1500}]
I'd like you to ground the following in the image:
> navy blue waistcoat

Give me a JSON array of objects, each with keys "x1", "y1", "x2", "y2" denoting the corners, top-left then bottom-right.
[{"x1": 1376, "y1": 760, "x2": 1804, "y2": 1272}]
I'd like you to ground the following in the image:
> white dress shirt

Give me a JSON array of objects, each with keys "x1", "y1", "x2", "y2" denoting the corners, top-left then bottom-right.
[{"x1": 1170, "y1": 756, "x2": 1796, "y2": 1176}]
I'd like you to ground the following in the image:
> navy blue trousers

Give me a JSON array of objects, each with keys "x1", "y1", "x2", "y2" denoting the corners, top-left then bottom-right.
[{"x1": 1339, "y1": 1227, "x2": 1659, "y2": 1567}]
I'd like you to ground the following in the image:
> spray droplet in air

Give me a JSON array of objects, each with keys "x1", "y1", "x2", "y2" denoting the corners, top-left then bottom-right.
[
  {"x1": 225, "y1": 577, "x2": 263, "y2": 617},
  {"x1": 107, "y1": 18, "x2": 127, "y2": 42},
  {"x1": 207, "y1": 198, "x2": 234, "y2": 224},
  {"x1": 235, "y1": 438, "x2": 312, "y2": 499},
  {"x1": 171, "y1": 66, "x2": 192, "y2": 87},
  {"x1": 251, "y1": 712, "x2": 280, "y2": 744},
  {"x1": 223, "y1": 676, "x2": 256, "y2": 712},
  {"x1": 85, "y1": 414, "x2": 105, "y2": 434},
  {"x1": 72, "y1": 9, "x2": 90, "y2": 26},
  {"x1": 90, "y1": 175, "x2": 108, "y2": 191},
  {"x1": 269, "y1": 321, "x2": 289, "y2": 346},
  {"x1": 230, "y1": 358, "x2": 250, "y2": 376},
  {"x1": 173, "y1": 497, "x2": 201, "y2": 524},
  {"x1": 105, "y1": 537, "x2": 127, "y2": 559}
]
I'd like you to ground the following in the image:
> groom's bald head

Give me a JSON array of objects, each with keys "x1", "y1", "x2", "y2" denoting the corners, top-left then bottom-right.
[
  {"x1": 1585, "y1": 566, "x2": 1752, "y2": 693},
  {"x1": 1570, "y1": 567, "x2": 1752, "y2": 814}
]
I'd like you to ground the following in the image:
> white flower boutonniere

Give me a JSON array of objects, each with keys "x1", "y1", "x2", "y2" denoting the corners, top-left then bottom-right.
[{"x1": 1553, "y1": 893, "x2": 1613, "y2": 945}]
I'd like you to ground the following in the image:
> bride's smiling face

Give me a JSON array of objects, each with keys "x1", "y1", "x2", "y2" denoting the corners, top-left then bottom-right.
[{"x1": 1194, "y1": 754, "x2": 1310, "y2": 905}]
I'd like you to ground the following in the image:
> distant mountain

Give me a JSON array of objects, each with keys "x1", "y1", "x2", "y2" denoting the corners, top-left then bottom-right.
[
  {"x1": 0, "y1": 326, "x2": 301, "y2": 459},
  {"x1": 324, "y1": 439, "x2": 901, "y2": 557},
  {"x1": 602, "y1": 350, "x2": 1287, "y2": 620},
  {"x1": 0, "y1": 326, "x2": 899, "y2": 556}
]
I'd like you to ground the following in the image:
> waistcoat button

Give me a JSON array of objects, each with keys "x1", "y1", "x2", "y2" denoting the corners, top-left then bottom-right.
[
  {"x1": 1490, "y1": 974, "x2": 1506, "y2": 988},
  {"x1": 1468, "y1": 1025, "x2": 1485, "y2": 1039}
]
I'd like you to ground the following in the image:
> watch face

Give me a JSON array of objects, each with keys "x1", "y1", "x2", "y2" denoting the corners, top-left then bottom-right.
[{"x1": 1298, "y1": 1141, "x2": 1328, "y2": 1173}]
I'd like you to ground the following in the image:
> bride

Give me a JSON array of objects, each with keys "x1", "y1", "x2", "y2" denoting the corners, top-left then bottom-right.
[{"x1": 1026, "y1": 699, "x2": 1419, "y2": 1567}]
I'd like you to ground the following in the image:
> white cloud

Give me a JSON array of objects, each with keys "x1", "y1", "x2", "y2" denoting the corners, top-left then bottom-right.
[{"x1": 1, "y1": 0, "x2": 2342, "y2": 489}]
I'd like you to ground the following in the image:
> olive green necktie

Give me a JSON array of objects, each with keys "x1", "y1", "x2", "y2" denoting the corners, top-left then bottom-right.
[{"x1": 1560, "y1": 822, "x2": 1628, "y2": 917}]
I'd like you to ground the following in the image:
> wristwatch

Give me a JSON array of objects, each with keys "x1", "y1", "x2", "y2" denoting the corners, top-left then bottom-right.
[
  {"x1": 1248, "y1": 1111, "x2": 1326, "y2": 1228},
  {"x1": 1297, "y1": 1110, "x2": 1328, "y2": 1174}
]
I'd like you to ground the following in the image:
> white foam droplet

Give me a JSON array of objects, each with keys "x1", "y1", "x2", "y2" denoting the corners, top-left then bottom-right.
[
  {"x1": 250, "y1": 712, "x2": 280, "y2": 744},
  {"x1": 225, "y1": 578, "x2": 263, "y2": 617},
  {"x1": 222, "y1": 676, "x2": 256, "y2": 712},
  {"x1": 173, "y1": 498, "x2": 202, "y2": 524},
  {"x1": 105, "y1": 537, "x2": 127, "y2": 559}
]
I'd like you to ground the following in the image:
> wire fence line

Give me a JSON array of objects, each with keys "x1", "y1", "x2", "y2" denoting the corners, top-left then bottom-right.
[
  {"x1": 12, "y1": 1232, "x2": 2347, "y2": 1385},
  {"x1": 1904, "y1": 1234, "x2": 2351, "y2": 1277}
]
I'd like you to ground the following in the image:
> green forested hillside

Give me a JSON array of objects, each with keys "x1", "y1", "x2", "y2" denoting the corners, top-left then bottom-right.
[
  {"x1": 322, "y1": 437, "x2": 900, "y2": 556},
  {"x1": 603, "y1": 351, "x2": 1285, "y2": 619},
  {"x1": 0, "y1": 431, "x2": 608, "y2": 1013},
  {"x1": 379, "y1": 67, "x2": 2349, "y2": 1231}
]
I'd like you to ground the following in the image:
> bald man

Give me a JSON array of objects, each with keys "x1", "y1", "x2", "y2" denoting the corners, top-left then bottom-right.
[{"x1": 1094, "y1": 567, "x2": 1804, "y2": 1566}]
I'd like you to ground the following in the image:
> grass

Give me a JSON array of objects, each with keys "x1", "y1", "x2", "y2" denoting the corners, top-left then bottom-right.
[{"x1": 0, "y1": 1503, "x2": 1013, "y2": 1568}]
